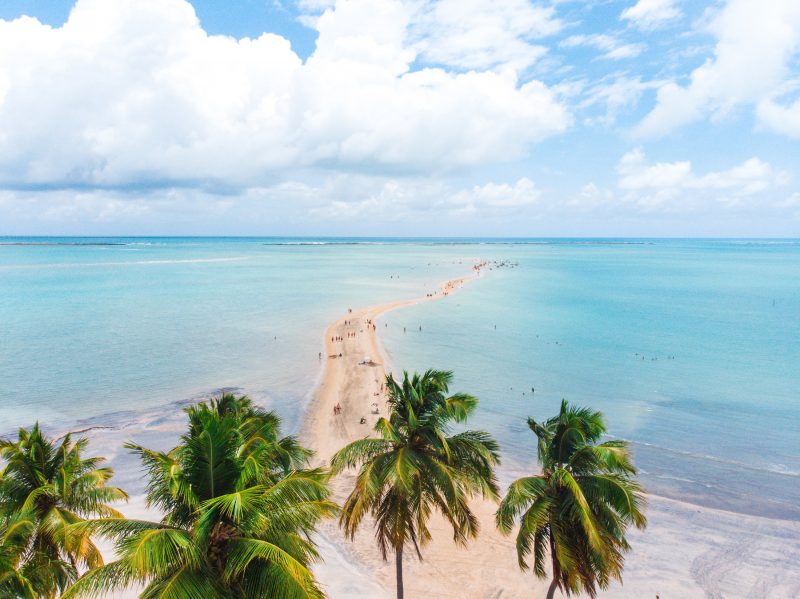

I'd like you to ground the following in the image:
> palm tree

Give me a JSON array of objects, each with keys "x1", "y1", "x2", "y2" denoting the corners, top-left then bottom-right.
[
  {"x1": 0, "y1": 424, "x2": 128, "y2": 598},
  {"x1": 0, "y1": 508, "x2": 41, "y2": 598},
  {"x1": 331, "y1": 370, "x2": 500, "y2": 599},
  {"x1": 496, "y1": 400, "x2": 647, "y2": 599},
  {"x1": 64, "y1": 393, "x2": 337, "y2": 599}
]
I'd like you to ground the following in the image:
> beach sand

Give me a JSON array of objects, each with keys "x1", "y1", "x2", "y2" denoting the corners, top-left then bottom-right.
[
  {"x1": 300, "y1": 265, "x2": 800, "y2": 599},
  {"x1": 79, "y1": 262, "x2": 800, "y2": 599},
  {"x1": 301, "y1": 266, "x2": 551, "y2": 599}
]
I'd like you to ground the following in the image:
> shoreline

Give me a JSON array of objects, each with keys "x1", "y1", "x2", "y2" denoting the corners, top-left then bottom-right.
[
  {"x1": 299, "y1": 262, "x2": 552, "y2": 598},
  {"x1": 299, "y1": 266, "x2": 481, "y2": 456},
  {"x1": 298, "y1": 262, "x2": 800, "y2": 599},
  {"x1": 5, "y1": 258, "x2": 798, "y2": 598}
]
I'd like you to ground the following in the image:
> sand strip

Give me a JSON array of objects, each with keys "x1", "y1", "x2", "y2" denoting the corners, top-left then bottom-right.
[{"x1": 301, "y1": 263, "x2": 550, "y2": 599}]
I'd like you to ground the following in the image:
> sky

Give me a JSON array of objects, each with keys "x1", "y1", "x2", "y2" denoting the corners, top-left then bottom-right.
[{"x1": 0, "y1": 0, "x2": 799, "y2": 237}]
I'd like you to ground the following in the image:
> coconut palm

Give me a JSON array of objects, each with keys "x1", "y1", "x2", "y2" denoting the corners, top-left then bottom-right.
[
  {"x1": 331, "y1": 370, "x2": 500, "y2": 599},
  {"x1": 0, "y1": 424, "x2": 127, "y2": 598},
  {"x1": 496, "y1": 400, "x2": 647, "y2": 599},
  {"x1": 0, "y1": 509, "x2": 77, "y2": 599},
  {"x1": 64, "y1": 393, "x2": 336, "y2": 599}
]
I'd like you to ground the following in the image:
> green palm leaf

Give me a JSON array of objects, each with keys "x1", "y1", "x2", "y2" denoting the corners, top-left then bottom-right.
[
  {"x1": 497, "y1": 401, "x2": 647, "y2": 598},
  {"x1": 64, "y1": 393, "x2": 333, "y2": 599},
  {"x1": 331, "y1": 369, "x2": 499, "y2": 599},
  {"x1": 0, "y1": 423, "x2": 126, "y2": 597}
]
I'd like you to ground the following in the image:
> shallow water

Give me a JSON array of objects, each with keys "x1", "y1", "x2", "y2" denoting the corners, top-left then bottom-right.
[
  {"x1": 0, "y1": 237, "x2": 469, "y2": 430},
  {"x1": 381, "y1": 239, "x2": 800, "y2": 520},
  {"x1": 1, "y1": 237, "x2": 798, "y2": 523}
]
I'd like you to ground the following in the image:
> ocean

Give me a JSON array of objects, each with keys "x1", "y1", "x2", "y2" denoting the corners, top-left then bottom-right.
[
  {"x1": 379, "y1": 239, "x2": 800, "y2": 520},
  {"x1": 1, "y1": 237, "x2": 798, "y2": 596}
]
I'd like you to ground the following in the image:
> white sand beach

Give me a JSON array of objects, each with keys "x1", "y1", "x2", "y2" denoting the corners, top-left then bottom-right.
[
  {"x1": 78, "y1": 262, "x2": 800, "y2": 599},
  {"x1": 300, "y1": 265, "x2": 550, "y2": 599},
  {"x1": 299, "y1": 263, "x2": 800, "y2": 599}
]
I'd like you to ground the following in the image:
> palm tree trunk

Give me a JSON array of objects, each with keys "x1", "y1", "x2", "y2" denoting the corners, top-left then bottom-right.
[
  {"x1": 395, "y1": 546, "x2": 404, "y2": 599},
  {"x1": 546, "y1": 577, "x2": 559, "y2": 599},
  {"x1": 547, "y1": 533, "x2": 559, "y2": 599}
]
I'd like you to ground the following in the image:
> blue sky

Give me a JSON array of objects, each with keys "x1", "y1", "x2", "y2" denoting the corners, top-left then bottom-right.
[{"x1": 0, "y1": 0, "x2": 799, "y2": 236}]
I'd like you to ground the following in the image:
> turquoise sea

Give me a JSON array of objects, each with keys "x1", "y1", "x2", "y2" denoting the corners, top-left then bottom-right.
[{"x1": 1, "y1": 237, "x2": 798, "y2": 523}]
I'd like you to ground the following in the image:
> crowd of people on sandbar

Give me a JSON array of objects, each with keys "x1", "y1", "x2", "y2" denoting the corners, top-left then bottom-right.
[{"x1": 328, "y1": 266, "x2": 503, "y2": 426}]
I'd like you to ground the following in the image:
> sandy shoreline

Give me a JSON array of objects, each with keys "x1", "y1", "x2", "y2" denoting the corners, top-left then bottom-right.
[
  {"x1": 44, "y1": 262, "x2": 800, "y2": 598},
  {"x1": 300, "y1": 263, "x2": 551, "y2": 599},
  {"x1": 298, "y1": 264, "x2": 800, "y2": 599},
  {"x1": 300, "y1": 269, "x2": 478, "y2": 461}
]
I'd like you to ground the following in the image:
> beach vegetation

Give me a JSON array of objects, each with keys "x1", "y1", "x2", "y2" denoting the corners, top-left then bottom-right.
[
  {"x1": 496, "y1": 400, "x2": 647, "y2": 599},
  {"x1": 0, "y1": 423, "x2": 128, "y2": 598},
  {"x1": 330, "y1": 370, "x2": 500, "y2": 599},
  {"x1": 62, "y1": 393, "x2": 337, "y2": 599}
]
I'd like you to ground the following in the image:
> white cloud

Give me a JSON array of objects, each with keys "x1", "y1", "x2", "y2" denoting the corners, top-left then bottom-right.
[
  {"x1": 603, "y1": 44, "x2": 644, "y2": 60},
  {"x1": 308, "y1": 175, "x2": 541, "y2": 219},
  {"x1": 635, "y1": 0, "x2": 800, "y2": 138},
  {"x1": 299, "y1": 0, "x2": 563, "y2": 72},
  {"x1": 757, "y1": 95, "x2": 800, "y2": 138},
  {"x1": 621, "y1": 0, "x2": 682, "y2": 30},
  {"x1": 560, "y1": 34, "x2": 644, "y2": 60},
  {"x1": 581, "y1": 76, "x2": 663, "y2": 125},
  {"x1": 408, "y1": 0, "x2": 562, "y2": 71},
  {"x1": 616, "y1": 148, "x2": 787, "y2": 207},
  {"x1": 0, "y1": 0, "x2": 570, "y2": 190},
  {"x1": 776, "y1": 191, "x2": 800, "y2": 209},
  {"x1": 0, "y1": 172, "x2": 545, "y2": 235},
  {"x1": 570, "y1": 183, "x2": 615, "y2": 209},
  {"x1": 447, "y1": 177, "x2": 540, "y2": 214}
]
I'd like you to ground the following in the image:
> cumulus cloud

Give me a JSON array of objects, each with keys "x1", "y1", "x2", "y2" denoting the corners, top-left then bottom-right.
[
  {"x1": 408, "y1": 0, "x2": 562, "y2": 71},
  {"x1": 299, "y1": 0, "x2": 562, "y2": 72},
  {"x1": 616, "y1": 148, "x2": 788, "y2": 207},
  {"x1": 0, "y1": 172, "x2": 546, "y2": 235},
  {"x1": 0, "y1": 0, "x2": 570, "y2": 191},
  {"x1": 307, "y1": 175, "x2": 541, "y2": 219},
  {"x1": 560, "y1": 34, "x2": 644, "y2": 60},
  {"x1": 635, "y1": 0, "x2": 800, "y2": 138},
  {"x1": 621, "y1": 0, "x2": 682, "y2": 30},
  {"x1": 446, "y1": 177, "x2": 540, "y2": 215}
]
